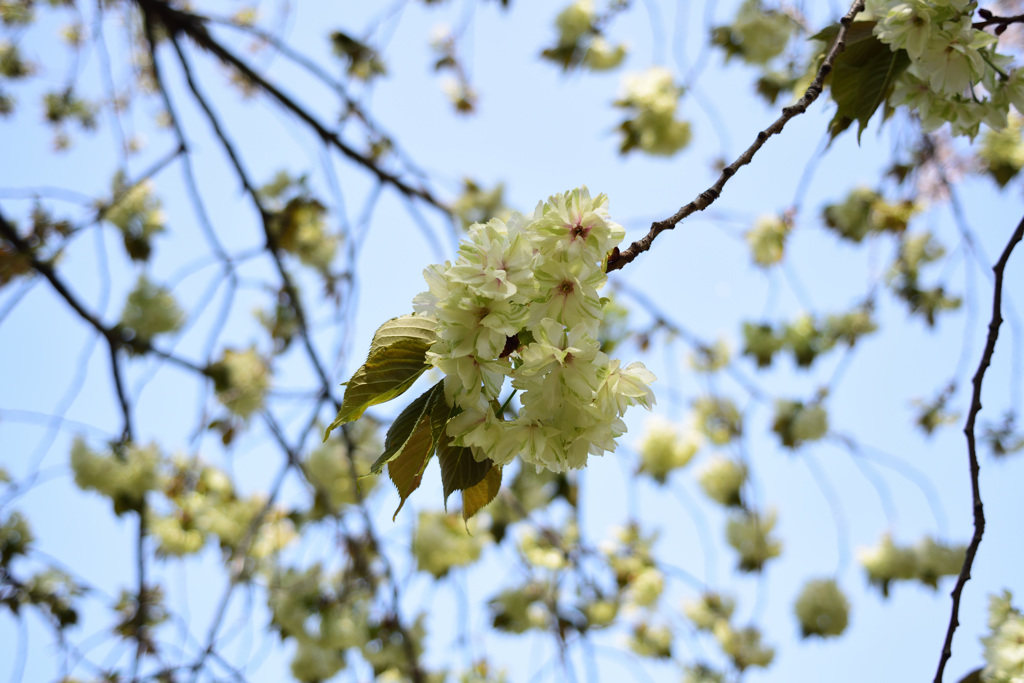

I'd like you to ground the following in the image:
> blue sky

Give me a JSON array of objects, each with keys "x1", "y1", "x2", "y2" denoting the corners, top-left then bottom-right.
[{"x1": 1, "y1": 1, "x2": 1023, "y2": 682}]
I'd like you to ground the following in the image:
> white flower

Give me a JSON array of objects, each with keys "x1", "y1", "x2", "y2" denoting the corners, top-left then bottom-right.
[
  {"x1": 432, "y1": 353, "x2": 509, "y2": 408},
  {"x1": 530, "y1": 257, "x2": 606, "y2": 330},
  {"x1": 597, "y1": 360, "x2": 657, "y2": 415},
  {"x1": 505, "y1": 418, "x2": 562, "y2": 470},
  {"x1": 448, "y1": 218, "x2": 536, "y2": 301},
  {"x1": 911, "y1": 17, "x2": 994, "y2": 96},
  {"x1": 412, "y1": 262, "x2": 452, "y2": 316},
  {"x1": 533, "y1": 187, "x2": 625, "y2": 263},
  {"x1": 874, "y1": 1, "x2": 936, "y2": 60}
]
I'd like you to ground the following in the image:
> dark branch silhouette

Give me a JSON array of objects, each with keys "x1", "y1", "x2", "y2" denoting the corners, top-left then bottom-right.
[
  {"x1": 934, "y1": 213, "x2": 1024, "y2": 683},
  {"x1": 607, "y1": 0, "x2": 866, "y2": 273}
]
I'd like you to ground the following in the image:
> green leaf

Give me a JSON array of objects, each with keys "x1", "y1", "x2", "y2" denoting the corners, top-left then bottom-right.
[
  {"x1": 819, "y1": 21, "x2": 909, "y2": 141},
  {"x1": 368, "y1": 314, "x2": 437, "y2": 355},
  {"x1": 437, "y1": 429, "x2": 492, "y2": 508},
  {"x1": 324, "y1": 315, "x2": 437, "y2": 439},
  {"x1": 809, "y1": 19, "x2": 877, "y2": 47},
  {"x1": 387, "y1": 385, "x2": 452, "y2": 519},
  {"x1": 462, "y1": 464, "x2": 502, "y2": 521},
  {"x1": 430, "y1": 388, "x2": 455, "y2": 443},
  {"x1": 370, "y1": 381, "x2": 444, "y2": 475},
  {"x1": 956, "y1": 669, "x2": 983, "y2": 683}
]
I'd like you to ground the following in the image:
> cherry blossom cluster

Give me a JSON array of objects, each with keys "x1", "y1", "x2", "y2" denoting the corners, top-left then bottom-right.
[
  {"x1": 413, "y1": 187, "x2": 655, "y2": 473},
  {"x1": 869, "y1": 0, "x2": 1024, "y2": 136}
]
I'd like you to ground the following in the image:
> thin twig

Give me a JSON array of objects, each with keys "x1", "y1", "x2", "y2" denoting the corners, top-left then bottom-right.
[
  {"x1": 973, "y1": 11, "x2": 1024, "y2": 31},
  {"x1": 132, "y1": 0, "x2": 448, "y2": 214},
  {"x1": 607, "y1": 0, "x2": 866, "y2": 273},
  {"x1": 159, "y1": 29, "x2": 338, "y2": 404},
  {"x1": 0, "y1": 208, "x2": 134, "y2": 441},
  {"x1": 933, "y1": 213, "x2": 1024, "y2": 683}
]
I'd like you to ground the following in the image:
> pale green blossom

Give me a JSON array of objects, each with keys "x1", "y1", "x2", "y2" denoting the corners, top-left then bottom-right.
[
  {"x1": 913, "y1": 535, "x2": 965, "y2": 587},
  {"x1": 982, "y1": 591, "x2": 1024, "y2": 682},
  {"x1": 731, "y1": 0, "x2": 793, "y2": 64},
  {"x1": 636, "y1": 417, "x2": 699, "y2": 483},
  {"x1": 794, "y1": 578, "x2": 850, "y2": 638},
  {"x1": 615, "y1": 67, "x2": 691, "y2": 156},
  {"x1": 519, "y1": 525, "x2": 570, "y2": 570},
  {"x1": 726, "y1": 509, "x2": 781, "y2": 572},
  {"x1": 683, "y1": 592, "x2": 735, "y2": 631},
  {"x1": 554, "y1": 0, "x2": 595, "y2": 46},
  {"x1": 532, "y1": 186, "x2": 625, "y2": 264},
  {"x1": 694, "y1": 397, "x2": 742, "y2": 445},
  {"x1": 119, "y1": 275, "x2": 183, "y2": 343},
  {"x1": 413, "y1": 511, "x2": 485, "y2": 577},
  {"x1": 304, "y1": 426, "x2": 380, "y2": 517},
  {"x1": 626, "y1": 566, "x2": 664, "y2": 608},
  {"x1": 690, "y1": 338, "x2": 731, "y2": 373},
  {"x1": 583, "y1": 599, "x2": 618, "y2": 627},
  {"x1": 209, "y1": 347, "x2": 270, "y2": 419},
  {"x1": 697, "y1": 456, "x2": 747, "y2": 507},
  {"x1": 412, "y1": 187, "x2": 654, "y2": 473},
  {"x1": 874, "y1": 1, "x2": 937, "y2": 60},
  {"x1": 628, "y1": 622, "x2": 673, "y2": 658},
  {"x1": 713, "y1": 621, "x2": 775, "y2": 670},
  {"x1": 682, "y1": 665, "x2": 726, "y2": 683},
  {"x1": 583, "y1": 37, "x2": 627, "y2": 70},
  {"x1": 70, "y1": 438, "x2": 162, "y2": 514},
  {"x1": 912, "y1": 17, "x2": 994, "y2": 96},
  {"x1": 858, "y1": 533, "x2": 918, "y2": 594},
  {"x1": 746, "y1": 214, "x2": 790, "y2": 267}
]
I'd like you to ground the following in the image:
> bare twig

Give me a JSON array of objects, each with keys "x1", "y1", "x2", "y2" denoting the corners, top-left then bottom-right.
[
  {"x1": 153, "y1": 28, "x2": 338, "y2": 405},
  {"x1": 973, "y1": 10, "x2": 1024, "y2": 32},
  {"x1": 132, "y1": 0, "x2": 449, "y2": 214},
  {"x1": 933, "y1": 213, "x2": 1024, "y2": 683},
  {"x1": 135, "y1": 15, "x2": 426, "y2": 682},
  {"x1": 607, "y1": 0, "x2": 866, "y2": 272}
]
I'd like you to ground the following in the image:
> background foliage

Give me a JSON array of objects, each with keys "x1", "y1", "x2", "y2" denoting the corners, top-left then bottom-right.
[{"x1": 2, "y1": 1, "x2": 1024, "y2": 682}]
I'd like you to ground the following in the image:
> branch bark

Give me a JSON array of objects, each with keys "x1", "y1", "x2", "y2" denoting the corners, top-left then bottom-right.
[
  {"x1": 933, "y1": 213, "x2": 1024, "y2": 683},
  {"x1": 607, "y1": 0, "x2": 866, "y2": 273},
  {"x1": 132, "y1": 0, "x2": 449, "y2": 215}
]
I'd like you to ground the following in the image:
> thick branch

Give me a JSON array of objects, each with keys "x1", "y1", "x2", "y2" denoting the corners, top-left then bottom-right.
[
  {"x1": 933, "y1": 213, "x2": 1024, "y2": 683},
  {"x1": 607, "y1": 0, "x2": 866, "y2": 272}
]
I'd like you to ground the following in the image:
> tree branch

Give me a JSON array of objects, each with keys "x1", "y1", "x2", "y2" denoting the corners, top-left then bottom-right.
[
  {"x1": 152, "y1": 25, "x2": 338, "y2": 406},
  {"x1": 973, "y1": 10, "x2": 1024, "y2": 33},
  {"x1": 933, "y1": 213, "x2": 1024, "y2": 683},
  {"x1": 132, "y1": 0, "x2": 449, "y2": 215},
  {"x1": 607, "y1": 0, "x2": 866, "y2": 273}
]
